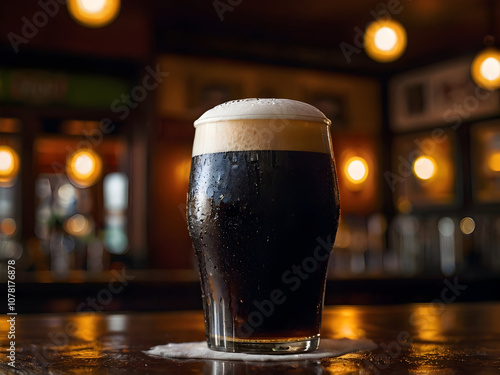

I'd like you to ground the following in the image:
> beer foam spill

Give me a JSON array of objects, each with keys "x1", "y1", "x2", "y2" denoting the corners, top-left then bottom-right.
[
  {"x1": 144, "y1": 338, "x2": 377, "y2": 362},
  {"x1": 194, "y1": 98, "x2": 331, "y2": 126},
  {"x1": 192, "y1": 119, "x2": 332, "y2": 156}
]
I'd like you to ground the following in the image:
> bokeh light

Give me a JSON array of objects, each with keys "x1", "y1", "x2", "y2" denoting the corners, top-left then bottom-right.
[
  {"x1": 471, "y1": 47, "x2": 500, "y2": 90},
  {"x1": 438, "y1": 217, "x2": 455, "y2": 236},
  {"x1": 65, "y1": 214, "x2": 91, "y2": 237},
  {"x1": 0, "y1": 146, "x2": 20, "y2": 185},
  {"x1": 364, "y1": 19, "x2": 407, "y2": 62},
  {"x1": 57, "y1": 183, "x2": 76, "y2": 205},
  {"x1": 397, "y1": 198, "x2": 412, "y2": 214},
  {"x1": 481, "y1": 57, "x2": 500, "y2": 81},
  {"x1": 67, "y1": 0, "x2": 120, "y2": 28},
  {"x1": 344, "y1": 156, "x2": 369, "y2": 184},
  {"x1": 66, "y1": 149, "x2": 103, "y2": 187},
  {"x1": 75, "y1": 154, "x2": 94, "y2": 175},
  {"x1": 413, "y1": 156, "x2": 437, "y2": 180},
  {"x1": 0, "y1": 150, "x2": 14, "y2": 174},
  {"x1": 0, "y1": 241, "x2": 23, "y2": 260},
  {"x1": 81, "y1": 0, "x2": 107, "y2": 13},
  {"x1": 459, "y1": 217, "x2": 475, "y2": 235},
  {"x1": 105, "y1": 226, "x2": 128, "y2": 254},
  {"x1": 0, "y1": 218, "x2": 17, "y2": 236},
  {"x1": 104, "y1": 173, "x2": 129, "y2": 212},
  {"x1": 374, "y1": 27, "x2": 397, "y2": 51}
]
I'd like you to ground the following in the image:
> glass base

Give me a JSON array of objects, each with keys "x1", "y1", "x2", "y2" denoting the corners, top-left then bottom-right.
[{"x1": 207, "y1": 335, "x2": 320, "y2": 354}]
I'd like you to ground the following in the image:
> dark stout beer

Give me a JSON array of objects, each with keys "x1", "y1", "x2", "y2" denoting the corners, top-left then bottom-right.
[{"x1": 187, "y1": 99, "x2": 340, "y2": 353}]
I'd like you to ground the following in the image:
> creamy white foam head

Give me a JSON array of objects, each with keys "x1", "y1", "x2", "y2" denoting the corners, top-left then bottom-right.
[{"x1": 192, "y1": 98, "x2": 332, "y2": 156}]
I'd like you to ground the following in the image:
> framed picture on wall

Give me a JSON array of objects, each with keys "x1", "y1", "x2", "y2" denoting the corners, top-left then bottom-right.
[
  {"x1": 471, "y1": 121, "x2": 500, "y2": 204},
  {"x1": 390, "y1": 57, "x2": 500, "y2": 132}
]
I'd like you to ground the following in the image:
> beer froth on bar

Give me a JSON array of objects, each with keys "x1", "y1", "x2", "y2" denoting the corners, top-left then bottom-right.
[{"x1": 0, "y1": 0, "x2": 499, "y2": 314}]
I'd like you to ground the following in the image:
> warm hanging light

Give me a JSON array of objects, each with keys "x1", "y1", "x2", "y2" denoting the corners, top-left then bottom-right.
[
  {"x1": 0, "y1": 145, "x2": 20, "y2": 185},
  {"x1": 413, "y1": 156, "x2": 437, "y2": 181},
  {"x1": 66, "y1": 149, "x2": 103, "y2": 187},
  {"x1": 471, "y1": 47, "x2": 500, "y2": 90},
  {"x1": 364, "y1": 19, "x2": 407, "y2": 62},
  {"x1": 344, "y1": 156, "x2": 369, "y2": 184},
  {"x1": 67, "y1": 0, "x2": 120, "y2": 28}
]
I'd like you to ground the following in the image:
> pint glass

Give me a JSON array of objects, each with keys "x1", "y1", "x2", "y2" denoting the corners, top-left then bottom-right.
[{"x1": 187, "y1": 98, "x2": 340, "y2": 353}]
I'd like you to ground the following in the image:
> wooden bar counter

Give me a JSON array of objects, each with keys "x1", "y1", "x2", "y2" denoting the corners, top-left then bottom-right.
[{"x1": 1, "y1": 303, "x2": 499, "y2": 374}]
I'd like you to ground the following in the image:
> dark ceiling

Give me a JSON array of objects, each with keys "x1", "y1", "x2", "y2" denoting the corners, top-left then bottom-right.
[
  {"x1": 1, "y1": 0, "x2": 499, "y2": 77},
  {"x1": 152, "y1": 0, "x2": 500, "y2": 75}
]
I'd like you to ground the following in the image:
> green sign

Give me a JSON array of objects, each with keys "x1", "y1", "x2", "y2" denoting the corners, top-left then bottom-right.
[{"x1": 0, "y1": 69, "x2": 130, "y2": 109}]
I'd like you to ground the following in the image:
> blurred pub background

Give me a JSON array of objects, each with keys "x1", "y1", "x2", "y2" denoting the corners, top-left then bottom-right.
[{"x1": 0, "y1": 0, "x2": 499, "y2": 313}]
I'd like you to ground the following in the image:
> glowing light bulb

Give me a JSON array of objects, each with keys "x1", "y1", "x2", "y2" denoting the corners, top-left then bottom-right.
[
  {"x1": 374, "y1": 27, "x2": 397, "y2": 51},
  {"x1": 0, "y1": 151, "x2": 14, "y2": 173},
  {"x1": 79, "y1": 0, "x2": 106, "y2": 13},
  {"x1": 471, "y1": 47, "x2": 500, "y2": 90},
  {"x1": 75, "y1": 153, "x2": 95, "y2": 177},
  {"x1": 67, "y1": 0, "x2": 120, "y2": 28},
  {"x1": 413, "y1": 156, "x2": 437, "y2": 180},
  {"x1": 364, "y1": 19, "x2": 407, "y2": 62},
  {"x1": 347, "y1": 161, "x2": 366, "y2": 181},
  {"x1": 344, "y1": 156, "x2": 369, "y2": 184},
  {"x1": 66, "y1": 149, "x2": 102, "y2": 187},
  {"x1": 480, "y1": 57, "x2": 500, "y2": 81}
]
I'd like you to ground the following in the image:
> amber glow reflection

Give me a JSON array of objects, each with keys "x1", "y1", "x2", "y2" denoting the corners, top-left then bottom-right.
[
  {"x1": 0, "y1": 316, "x2": 8, "y2": 336},
  {"x1": 323, "y1": 358, "x2": 362, "y2": 374},
  {"x1": 69, "y1": 314, "x2": 102, "y2": 342},
  {"x1": 411, "y1": 305, "x2": 448, "y2": 342},
  {"x1": 67, "y1": 0, "x2": 120, "y2": 28},
  {"x1": 322, "y1": 308, "x2": 365, "y2": 339},
  {"x1": 64, "y1": 314, "x2": 103, "y2": 362}
]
